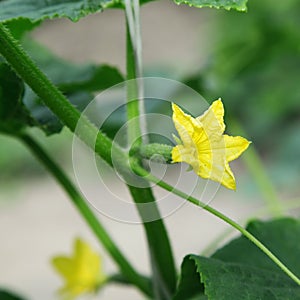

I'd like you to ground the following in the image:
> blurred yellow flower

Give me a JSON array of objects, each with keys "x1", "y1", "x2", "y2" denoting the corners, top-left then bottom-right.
[
  {"x1": 172, "y1": 99, "x2": 250, "y2": 190},
  {"x1": 52, "y1": 238, "x2": 106, "y2": 300}
]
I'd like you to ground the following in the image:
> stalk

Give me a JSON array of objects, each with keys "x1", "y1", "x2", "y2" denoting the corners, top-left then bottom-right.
[
  {"x1": 132, "y1": 163, "x2": 300, "y2": 286},
  {"x1": 19, "y1": 133, "x2": 152, "y2": 296},
  {"x1": 124, "y1": 3, "x2": 177, "y2": 297},
  {"x1": 0, "y1": 23, "x2": 124, "y2": 167},
  {"x1": 0, "y1": 22, "x2": 177, "y2": 299}
]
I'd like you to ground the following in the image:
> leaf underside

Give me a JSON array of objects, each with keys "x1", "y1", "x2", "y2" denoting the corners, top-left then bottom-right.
[
  {"x1": 0, "y1": 0, "x2": 248, "y2": 26},
  {"x1": 0, "y1": 0, "x2": 117, "y2": 23}
]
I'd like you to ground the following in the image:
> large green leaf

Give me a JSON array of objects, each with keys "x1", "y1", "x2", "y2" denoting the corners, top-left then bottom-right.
[
  {"x1": 0, "y1": 0, "x2": 247, "y2": 25},
  {"x1": 189, "y1": 255, "x2": 299, "y2": 300},
  {"x1": 173, "y1": 255, "x2": 207, "y2": 300},
  {"x1": 5, "y1": 19, "x2": 40, "y2": 39},
  {"x1": 22, "y1": 39, "x2": 124, "y2": 94},
  {"x1": 0, "y1": 290, "x2": 26, "y2": 300},
  {"x1": 0, "y1": 37, "x2": 123, "y2": 135},
  {"x1": 0, "y1": 0, "x2": 118, "y2": 23},
  {"x1": 22, "y1": 39, "x2": 124, "y2": 135},
  {"x1": 173, "y1": 0, "x2": 248, "y2": 11},
  {"x1": 212, "y1": 218, "x2": 300, "y2": 273},
  {"x1": 175, "y1": 218, "x2": 300, "y2": 300}
]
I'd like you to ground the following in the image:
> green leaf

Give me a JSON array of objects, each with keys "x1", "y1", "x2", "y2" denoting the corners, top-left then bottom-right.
[
  {"x1": 191, "y1": 255, "x2": 300, "y2": 300},
  {"x1": 173, "y1": 0, "x2": 248, "y2": 11},
  {"x1": 0, "y1": 290, "x2": 26, "y2": 300},
  {"x1": 0, "y1": 0, "x2": 248, "y2": 25},
  {"x1": 5, "y1": 19, "x2": 40, "y2": 39},
  {"x1": 173, "y1": 256, "x2": 206, "y2": 300},
  {"x1": 175, "y1": 218, "x2": 300, "y2": 300},
  {"x1": 25, "y1": 91, "x2": 93, "y2": 134},
  {"x1": 22, "y1": 39, "x2": 124, "y2": 135},
  {"x1": 0, "y1": 62, "x2": 35, "y2": 133},
  {"x1": 212, "y1": 218, "x2": 300, "y2": 273},
  {"x1": 0, "y1": 36, "x2": 124, "y2": 135},
  {"x1": 22, "y1": 39, "x2": 124, "y2": 93},
  {"x1": 0, "y1": 0, "x2": 118, "y2": 23}
]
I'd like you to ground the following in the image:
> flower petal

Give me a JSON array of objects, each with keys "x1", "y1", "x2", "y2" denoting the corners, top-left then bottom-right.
[
  {"x1": 222, "y1": 163, "x2": 236, "y2": 190},
  {"x1": 224, "y1": 135, "x2": 251, "y2": 162},
  {"x1": 197, "y1": 99, "x2": 225, "y2": 135},
  {"x1": 172, "y1": 145, "x2": 200, "y2": 171},
  {"x1": 171, "y1": 99, "x2": 250, "y2": 190},
  {"x1": 52, "y1": 257, "x2": 74, "y2": 279},
  {"x1": 172, "y1": 103, "x2": 205, "y2": 146},
  {"x1": 52, "y1": 238, "x2": 105, "y2": 300},
  {"x1": 172, "y1": 103, "x2": 195, "y2": 136},
  {"x1": 171, "y1": 145, "x2": 184, "y2": 163},
  {"x1": 197, "y1": 157, "x2": 236, "y2": 190}
]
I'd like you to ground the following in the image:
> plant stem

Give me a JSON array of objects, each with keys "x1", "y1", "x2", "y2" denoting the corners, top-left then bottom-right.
[
  {"x1": 0, "y1": 23, "x2": 125, "y2": 168},
  {"x1": 0, "y1": 22, "x2": 176, "y2": 299},
  {"x1": 139, "y1": 143, "x2": 173, "y2": 163},
  {"x1": 126, "y1": 20, "x2": 142, "y2": 146},
  {"x1": 125, "y1": 8, "x2": 177, "y2": 299},
  {"x1": 202, "y1": 197, "x2": 300, "y2": 256},
  {"x1": 18, "y1": 133, "x2": 152, "y2": 296},
  {"x1": 132, "y1": 163, "x2": 300, "y2": 286}
]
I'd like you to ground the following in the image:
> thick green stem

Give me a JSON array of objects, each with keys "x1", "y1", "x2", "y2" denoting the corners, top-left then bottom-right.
[
  {"x1": 18, "y1": 133, "x2": 152, "y2": 296},
  {"x1": 0, "y1": 22, "x2": 176, "y2": 299},
  {"x1": 125, "y1": 16, "x2": 177, "y2": 299},
  {"x1": 132, "y1": 163, "x2": 300, "y2": 286},
  {"x1": 0, "y1": 23, "x2": 151, "y2": 296},
  {"x1": 0, "y1": 23, "x2": 124, "y2": 168},
  {"x1": 127, "y1": 185, "x2": 177, "y2": 299}
]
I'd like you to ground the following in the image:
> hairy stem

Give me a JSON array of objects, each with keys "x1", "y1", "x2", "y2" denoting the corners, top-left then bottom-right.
[
  {"x1": 139, "y1": 143, "x2": 173, "y2": 163},
  {"x1": 18, "y1": 133, "x2": 152, "y2": 296},
  {"x1": 0, "y1": 22, "x2": 176, "y2": 299},
  {"x1": 0, "y1": 23, "x2": 152, "y2": 296},
  {"x1": 0, "y1": 23, "x2": 124, "y2": 167}
]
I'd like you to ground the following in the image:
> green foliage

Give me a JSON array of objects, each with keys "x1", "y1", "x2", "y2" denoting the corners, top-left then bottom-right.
[
  {"x1": 0, "y1": 0, "x2": 248, "y2": 27},
  {"x1": 175, "y1": 218, "x2": 300, "y2": 299},
  {"x1": 0, "y1": 36, "x2": 124, "y2": 135},
  {"x1": 0, "y1": 290, "x2": 26, "y2": 300},
  {"x1": 173, "y1": 255, "x2": 206, "y2": 300},
  {"x1": 0, "y1": 0, "x2": 117, "y2": 23},
  {"x1": 173, "y1": 0, "x2": 247, "y2": 11},
  {"x1": 22, "y1": 39, "x2": 124, "y2": 134},
  {"x1": 2, "y1": 0, "x2": 300, "y2": 299},
  {"x1": 5, "y1": 19, "x2": 40, "y2": 39},
  {"x1": 212, "y1": 218, "x2": 300, "y2": 272}
]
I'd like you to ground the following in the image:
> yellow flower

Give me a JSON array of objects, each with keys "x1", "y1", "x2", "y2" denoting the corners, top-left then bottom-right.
[
  {"x1": 52, "y1": 238, "x2": 106, "y2": 300},
  {"x1": 172, "y1": 99, "x2": 251, "y2": 190}
]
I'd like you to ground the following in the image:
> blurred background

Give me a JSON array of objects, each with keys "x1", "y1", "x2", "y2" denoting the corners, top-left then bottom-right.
[{"x1": 0, "y1": 0, "x2": 299, "y2": 299}]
